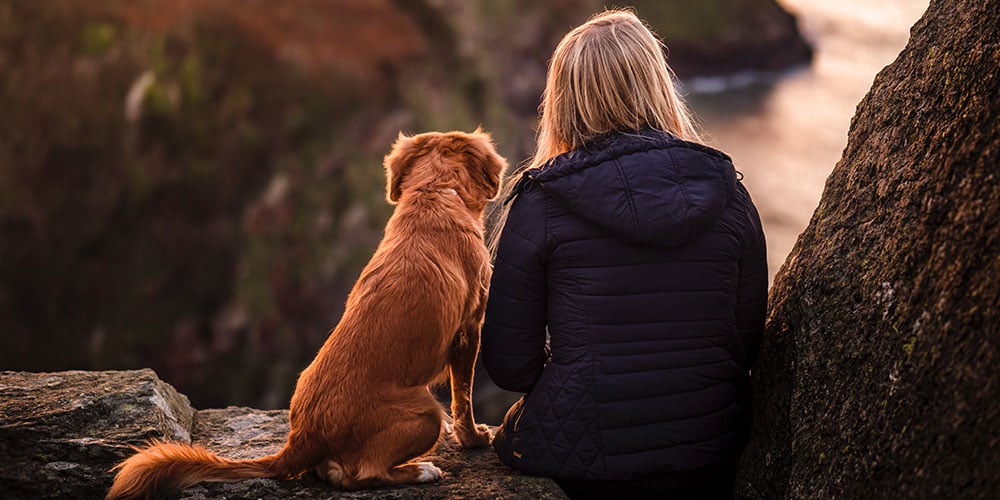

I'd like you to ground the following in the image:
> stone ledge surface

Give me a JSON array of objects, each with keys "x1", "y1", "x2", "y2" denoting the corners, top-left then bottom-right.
[{"x1": 0, "y1": 370, "x2": 566, "y2": 500}]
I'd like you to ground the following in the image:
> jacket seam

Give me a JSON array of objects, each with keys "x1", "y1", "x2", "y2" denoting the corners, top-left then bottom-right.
[
  {"x1": 555, "y1": 226, "x2": 737, "y2": 245},
  {"x1": 486, "y1": 287, "x2": 540, "y2": 304},
  {"x1": 574, "y1": 288, "x2": 728, "y2": 298},
  {"x1": 566, "y1": 240, "x2": 607, "y2": 477},
  {"x1": 565, "y1": 260, "x2": 729, "y2": 270},
  {"x1": 612, "y1": 157, "x2": 642, "y2": 243},
  {"x1": 543, "y1": 185, "x2": 553, "y2": 260},
  {"x1": 601, "y1": 399, "x2": 736, "y2": 433},
  {"x1": 494, "y1": 259, "x2": 542, "y2": 278},
  {"x1": 504, "y1": 227, "x2": 544, "y2": 255},
  {"x1": 599, "y1": 357, "x2": 734, "y2": 376},
  {"x1": 599, "y1": 380, "x2": 729, "y2": 405},
  {"x1": 601, "y1": 378, "x2": 733, "y2": 405},
  {"x1": 665, "y1": 145, "x2": 695, "y2": 241},
  {"x1": 595, "y1": 344, "x2": 726, "y2": 359},
  {"x1": 603, "y1": 425, "x2": 743, "y2": 457},
  {"x1": 592, "y1": 333, "x2": 729, "y2": 342}
]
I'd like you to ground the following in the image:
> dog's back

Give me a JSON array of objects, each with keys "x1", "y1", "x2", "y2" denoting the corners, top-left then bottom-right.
[{"x1": 107, "y1": 129, "x2": 506, "y2": 498}]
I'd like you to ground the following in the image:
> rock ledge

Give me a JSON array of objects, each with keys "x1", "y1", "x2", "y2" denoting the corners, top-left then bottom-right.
[{"x1": 0, "y1": 370, "x2": 566, "y2": 500}]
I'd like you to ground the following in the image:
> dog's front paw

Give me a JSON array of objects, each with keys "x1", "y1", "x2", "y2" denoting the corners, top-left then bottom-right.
[{"x1": 457, "y1": 423, "x2": 493, "y2": 448}]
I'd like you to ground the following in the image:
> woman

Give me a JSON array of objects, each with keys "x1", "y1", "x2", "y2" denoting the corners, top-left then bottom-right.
[{"x1": 481, "y1": 10, "x2": 767, "y2": 500}]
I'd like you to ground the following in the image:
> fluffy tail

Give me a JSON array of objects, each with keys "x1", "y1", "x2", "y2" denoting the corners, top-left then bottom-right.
[{"x1": 106, "y1": 437, "x2": 316, "y2": 500}]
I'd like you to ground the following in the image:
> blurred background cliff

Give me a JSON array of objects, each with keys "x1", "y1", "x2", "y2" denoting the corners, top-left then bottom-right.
[{"x1": 0, "y1": 0, "x2": 926, "y2": 421}]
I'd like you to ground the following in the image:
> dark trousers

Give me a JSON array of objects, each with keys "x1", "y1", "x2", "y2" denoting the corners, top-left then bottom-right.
[{"x1": 555, "y1": 462, "x2": 737, "y2": 500}]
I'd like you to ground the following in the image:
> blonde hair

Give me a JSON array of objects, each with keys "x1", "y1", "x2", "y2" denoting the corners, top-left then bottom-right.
[
  {"x1": 531, "y1": 9, "x2": 701, "y2": 168},
  {"x1": 489, "y1": 9, "x2": 702, "y2": 252}
]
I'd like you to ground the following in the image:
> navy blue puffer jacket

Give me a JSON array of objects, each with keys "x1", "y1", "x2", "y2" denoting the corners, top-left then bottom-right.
[{"x1": 482, "y1": 129, "x2": 767, "y2": 480}]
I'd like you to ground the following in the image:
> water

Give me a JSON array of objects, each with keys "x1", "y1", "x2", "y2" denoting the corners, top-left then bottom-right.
[{"x1": 686, "y1": 0, "x2": 930, "y2": 280}]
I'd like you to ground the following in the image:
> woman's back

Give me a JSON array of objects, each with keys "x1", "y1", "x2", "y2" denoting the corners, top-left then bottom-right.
[
  {"x1": 483, "y1": 129, "x2": 767, "y2": 480},
  {"x1": 482, "y1": 9, "x2": 767, "y2": 497}
]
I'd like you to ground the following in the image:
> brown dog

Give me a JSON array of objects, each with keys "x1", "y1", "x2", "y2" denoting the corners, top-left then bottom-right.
[{"x1": 106, "y1": 129, "x2": 507, "y2": 498}]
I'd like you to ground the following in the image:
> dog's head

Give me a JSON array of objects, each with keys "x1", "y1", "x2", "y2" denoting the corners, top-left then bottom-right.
[{"x1": 383, "y1": 128, "x2": 507, "y2": 212}]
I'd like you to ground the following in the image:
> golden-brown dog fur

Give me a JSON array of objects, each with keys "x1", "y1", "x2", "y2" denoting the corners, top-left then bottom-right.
[{"x1": 106, "y1": 129, "x2": 507, "y2": 499}]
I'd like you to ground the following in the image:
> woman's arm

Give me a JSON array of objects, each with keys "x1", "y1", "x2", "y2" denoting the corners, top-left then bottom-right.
[
  {"x1": 736, "y1": 184, "x2": 768, "y2": 367},
  {"x1": 482, "y1": 189, "x2": 548, "y2": 393}
]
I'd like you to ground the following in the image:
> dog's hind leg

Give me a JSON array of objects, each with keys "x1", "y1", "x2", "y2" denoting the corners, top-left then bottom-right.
[
  {"x1": 338, "y1": 396, "x2": 444, "y2": 489},
  {"x1": 321, "y1": 456, "x2": 440, "y2": 488},
  {"x1": 316, "y1": 459, "x2": 345, "y2": 485}
]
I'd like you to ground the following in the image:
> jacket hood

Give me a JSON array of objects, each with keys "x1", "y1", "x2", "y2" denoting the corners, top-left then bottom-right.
[{"x1": 527, "y1": 129, "x2": 737, "y2": 247}]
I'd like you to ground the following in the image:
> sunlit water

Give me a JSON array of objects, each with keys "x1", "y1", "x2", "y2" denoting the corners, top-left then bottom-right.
[{"x1": 686, "y1": 0, "x2": 929, "y2": 280}]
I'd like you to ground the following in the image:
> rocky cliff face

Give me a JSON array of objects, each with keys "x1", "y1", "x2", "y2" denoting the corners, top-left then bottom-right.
[
  {"x1": 737, "y1": 0, "x2": 999, "y2": 497},
  {"x1": 0, "y1": 370, "x2": 566, "y2": 499}
]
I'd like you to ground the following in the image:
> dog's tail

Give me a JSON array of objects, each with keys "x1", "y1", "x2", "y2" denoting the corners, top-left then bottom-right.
[{"x1": 106, "y1": 433, "x2": 320, "y2": 500}]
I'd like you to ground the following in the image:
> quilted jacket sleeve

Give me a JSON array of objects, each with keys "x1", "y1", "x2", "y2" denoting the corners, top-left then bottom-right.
[
  {"x1": 735, "y1": 183, "x2": 768, "y2": 367},
  {"x1": 481, "y1": 188, "x2": 548, "y2": 393}
]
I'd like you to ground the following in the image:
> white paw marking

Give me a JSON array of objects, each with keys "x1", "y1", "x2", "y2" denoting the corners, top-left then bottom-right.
[{"x1": 414, "y1": 462, "x2": 443, "y2": 483}]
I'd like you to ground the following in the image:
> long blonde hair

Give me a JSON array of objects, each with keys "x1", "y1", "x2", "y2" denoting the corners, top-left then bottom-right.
[{"x1": 489, "y1": 9, "x2": 702, "y2": 252}]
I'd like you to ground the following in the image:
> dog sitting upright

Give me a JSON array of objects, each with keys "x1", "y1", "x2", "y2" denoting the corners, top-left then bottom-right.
[{"x1": 107, "y1": 129, "x2": 507, "y2": 498}]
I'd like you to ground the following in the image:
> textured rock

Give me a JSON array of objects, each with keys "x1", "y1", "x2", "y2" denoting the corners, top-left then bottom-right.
[
  {"x1": 737, "y1": 0, "x2": 1000, "y2": 498},
  {"x1": 0, "y1": 370, "x2": 566, "y2": 500},
  {"x1": 184, "y1": 407, "x2": 564, "y2": 499},
  {"x1": 0, "y1": 369, "x2": 193, "y2": 499}
]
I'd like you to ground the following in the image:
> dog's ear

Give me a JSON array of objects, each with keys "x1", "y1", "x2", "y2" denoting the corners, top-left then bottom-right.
[
  {"x1": 383, "y1": 132, "x2": 423, "y2": 203},
  {"x1": 467, "y1": 130, "x2": 507, "y2": 200}
]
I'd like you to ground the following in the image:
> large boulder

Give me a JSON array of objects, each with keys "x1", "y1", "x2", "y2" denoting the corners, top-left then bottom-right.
[
  {"x1": 0, "y1": 370, "x2": 193, "y2": 499},
  {"x1": 737, "y1": 0, "x2": 999, "y2": 498},
  {"x1": 0, "y1": 370, "x2": 566, "y2": 500}
]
